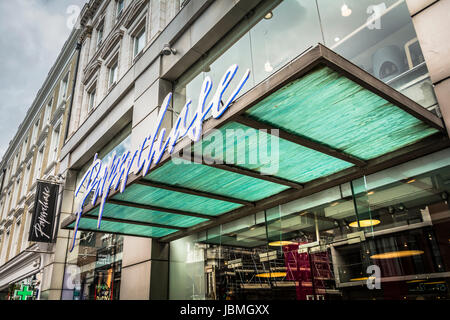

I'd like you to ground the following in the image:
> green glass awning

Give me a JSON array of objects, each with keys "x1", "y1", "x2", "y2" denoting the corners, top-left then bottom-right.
[{"x1": 63, "y1": 44, "x2": 448, "y2": 241}]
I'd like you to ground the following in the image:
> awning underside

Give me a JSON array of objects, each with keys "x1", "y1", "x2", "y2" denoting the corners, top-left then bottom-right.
[{"x1": 65, "y1": 48, "x2": 446, "y2": 241}]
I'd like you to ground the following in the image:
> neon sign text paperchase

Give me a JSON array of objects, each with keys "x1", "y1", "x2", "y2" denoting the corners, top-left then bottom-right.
[{"x1": 70, "y1": 64, "x2": 251, "y2": 251}]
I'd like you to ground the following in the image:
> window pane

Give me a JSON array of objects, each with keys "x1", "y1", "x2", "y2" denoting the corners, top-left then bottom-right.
[
  {"x1": 317, "y1": 0, "x2": 438, "y2": 110},
  {"x1": 250, "y1": 0, "x2": 322, "y2": 84}
]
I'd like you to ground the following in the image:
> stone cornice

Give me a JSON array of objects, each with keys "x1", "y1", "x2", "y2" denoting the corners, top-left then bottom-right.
[
  {"x1": 4, "y1": 214, "x2": 14, "y2": 228},
  {"x1": 124, "y1": 0, "x2": 148, "y2": 29},
  {"x1": 15, "y1": 164, "x2": 24, "y2": 178},
  {"x1": 14, "y1": 204, "x2": 25, "y2": 218},
  {"x1": 83, "y1": 59, "x2": 102, "y2": 85},
  {"x1": 101, "y1": 29, "x2": 124, "y2": 60},
  {"x1": 80, "y1": 25, "x2": 93, "y2": 43},
  {"x1": 6, "y1": 176, "x2": 15, "y2": 190}
]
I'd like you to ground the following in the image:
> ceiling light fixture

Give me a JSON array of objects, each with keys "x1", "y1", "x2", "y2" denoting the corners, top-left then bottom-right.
[
  {"x1": 268, "y1": 240, "x2": 295, "y2": 247},
  {"x1": 406, "y1": 279, "x2": 425, "y2": 284},
  {"x1": 264, "y1": 61, "x2": 273, "y2": 72},
  {"x1": 330, "y1": 202, "x2": 339, "y2": 207},
  {"x1": 256, "y1": 272, "x2": 286, "y2": 278},
  {"x1": 370, "y1": 250, "x2": 424, "y2": 260},
  {"x1": 349, "y1": 219, "x2": 381, "y2": 228},
  {"x1": 264, "y1": 11, "x2": 273, "y2": 20},
  {"x1": 341, "y1": 4, "x2": 352, "y2": 17},
  {"x1": 350, "y1": 276, "x2": 376, "y2": 281}
]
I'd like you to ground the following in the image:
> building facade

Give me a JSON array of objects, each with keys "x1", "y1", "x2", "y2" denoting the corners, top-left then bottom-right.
[
  {"x1": 2, "y1": 0, "x2": 450, "y2": 301},
  {"x1": 56, "y1": 0, "x2": 450, "y2": 300},
  {"x1": 0, "y1": 28, "x2": 80, "y2": 300}
]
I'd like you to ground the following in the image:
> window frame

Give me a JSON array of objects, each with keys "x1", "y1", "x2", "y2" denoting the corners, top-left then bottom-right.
[
  {"x1": 133, "y1": 26, "x2": 146, "y2": 58},
  {"x1": 50, "y1": 121, "x2": 62, "y2": 163}
]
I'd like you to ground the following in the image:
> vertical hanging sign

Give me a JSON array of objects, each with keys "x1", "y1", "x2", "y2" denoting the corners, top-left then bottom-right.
[{"x1": 28, "y1": 181, "x2": 59, "y2": 243}]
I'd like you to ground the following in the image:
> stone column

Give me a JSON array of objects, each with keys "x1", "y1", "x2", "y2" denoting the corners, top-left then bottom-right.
[
  {"x1": 406, "y1": 0, "x2": 450, "y2": 136},
  {"x1": 119, "y1": 54, "x2": 173, "y2": 300},
  {"x1": 39, "y1": 169, "x2": 78, "y2": 300}
]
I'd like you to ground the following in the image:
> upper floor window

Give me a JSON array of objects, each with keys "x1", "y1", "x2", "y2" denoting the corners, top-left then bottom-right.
[
  {"x1": 117, "y1": 0, "x2": 125, "y2": 19},
  {"x1": 0, "y1": 229, "x2": 10, "y2": 263},
  {"x1": 133, "y1": 27, "x2": 146, "y2": 58},
  {"x1": 58, "y1": 73, "x2": 69, "y2": 105},
  {"x1": 31, "y1": 120, "x2": 39, "y2": 144},
  {"x1": 21, "y1": 138, "x2": 28, "y2": 162},
  {"x1": 34, "y1": 144, "x2": 45, "y2": 180},
  {"x1": 108, "y1": 61, "x2": 119, "y2": 88},
  {"x1": 97, "y1": 24, "x2": 104, "y2": 48},
  {"x1": 12, "y1": 153, "x2": 19, "y2": 173},
  {"x1": 50, "y1": 123, "x2": 61, "y2": 163},
  {"x1": 44, "y1": 98, "x2": 53, "y2": 125},
  {"x1": 88, "y1": 86, "x2": 97, "y2": 112},
  {"x1": 12, "y1": 178, "x2": 20, "y2": 208},
  {"x1": 23, "y1": 163, "x2": 31, "y2": 197},
  {"x1": 7, "y1": 190, "x2": 12, "y2": 212},
  {"x1": 10, "y1": 219, "x2": 21, "y2": 257}
]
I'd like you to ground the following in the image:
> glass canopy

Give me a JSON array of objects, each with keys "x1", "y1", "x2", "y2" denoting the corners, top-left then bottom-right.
[{"x1": 63, "y1": 45, "x2": 446, "y2": 241}]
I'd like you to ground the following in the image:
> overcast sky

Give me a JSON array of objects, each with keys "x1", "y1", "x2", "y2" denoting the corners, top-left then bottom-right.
[{"x1": 0, "y1": 0, "x2": 88, "y2": 160}]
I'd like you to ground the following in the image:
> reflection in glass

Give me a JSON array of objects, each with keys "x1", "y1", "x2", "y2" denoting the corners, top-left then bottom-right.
[{"x1": 169, "y1": 150, "x2": 450, "y2": 300}]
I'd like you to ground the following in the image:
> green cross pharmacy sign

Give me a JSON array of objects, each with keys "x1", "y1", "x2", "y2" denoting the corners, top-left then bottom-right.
[{"x1": 14, "y1": 285, "x2": 34, "y2": 300}]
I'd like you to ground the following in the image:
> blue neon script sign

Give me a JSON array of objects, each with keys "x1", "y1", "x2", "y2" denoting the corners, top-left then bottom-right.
[{"x1": 70, "y1": 64, "x2": 251, "y2": 251}]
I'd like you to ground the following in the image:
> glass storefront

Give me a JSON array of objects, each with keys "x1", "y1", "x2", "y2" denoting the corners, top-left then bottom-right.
[
  {"x1": 173, "y1": 0, "x2": 438, "y2": 119},
  {"x1": 62, "y1": 232, "x2": 123, "y2": 300},
  {"x1": 169, "y1": 149, "x2": 450, "y2": 300}
]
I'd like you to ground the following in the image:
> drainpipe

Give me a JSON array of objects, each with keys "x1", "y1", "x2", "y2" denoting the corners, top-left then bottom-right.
[
  {"x1": 64, "y1": 41, "x2": 82, "y2": 142},
  {"x1": 0, "y1": 168, "x2": 6, "y2": 195}
]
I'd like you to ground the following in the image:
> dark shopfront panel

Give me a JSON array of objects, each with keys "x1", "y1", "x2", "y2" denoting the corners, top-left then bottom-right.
[{"x1": 169, "y1": 149, "x2": 450, "y2": 300}]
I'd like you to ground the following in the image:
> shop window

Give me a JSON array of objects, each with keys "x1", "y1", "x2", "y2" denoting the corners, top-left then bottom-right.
[
  {"x1": 174, "y1": 0, "x2": 437, "y2": 118},
  {"x1": 173, "y1": 0, "x2": 323, "y2": 116},
  {"x1": 316, "y1": 0, "x2": 437, "y2": 111},
  {"x1": 62, "y1": 232, "x2": 123, "y2": 300},
  {"x1": 169, "y1": 149, "x2": 450, "y2": 300}
]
